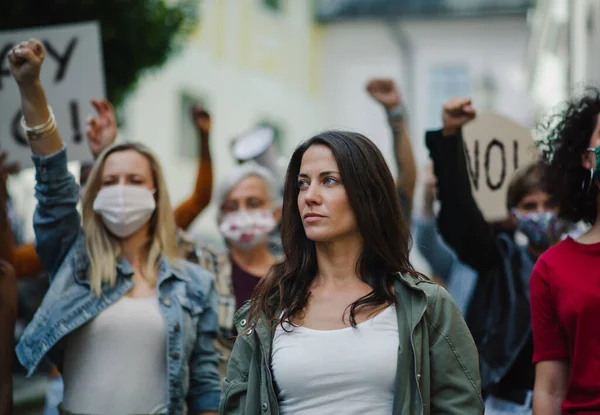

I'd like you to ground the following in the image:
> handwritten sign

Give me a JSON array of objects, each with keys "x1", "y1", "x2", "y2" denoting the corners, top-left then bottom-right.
[
  {"x1": 0, "y1": 21, "x2": 105, "y2": 168},
  {"x1": 462, "y1": 112, "x2": 539, "y2": 221}
]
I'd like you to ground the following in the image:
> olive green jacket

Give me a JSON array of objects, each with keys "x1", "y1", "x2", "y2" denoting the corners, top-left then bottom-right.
[{"x1": 219, "y1": 273, "x2": 484, "y2": 415}]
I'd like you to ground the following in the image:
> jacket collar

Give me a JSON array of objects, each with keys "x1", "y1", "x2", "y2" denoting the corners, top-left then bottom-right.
[
  {"x1": 74, "y1": 253, "x2": 189, "y2": 288},
  {"x1": 233, "y1": 272, "x2": 429, "y2": 324},
  {"x1": 234, "y1": 272, "x2": 431, "y2": 346},
  {"x1": 115, "y1": 255, "x2": 190, "y2": 284},
  {"x1": 157, "y1": 257, "x2": 190, "y2": 285}
]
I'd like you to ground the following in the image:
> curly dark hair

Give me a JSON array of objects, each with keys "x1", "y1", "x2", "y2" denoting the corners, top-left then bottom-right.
[{"x1": 538, "y1": 87, "x2": 600, "y2": 224}]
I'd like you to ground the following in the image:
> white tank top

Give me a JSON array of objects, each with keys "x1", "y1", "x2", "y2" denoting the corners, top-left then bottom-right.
[
  {"x1": 61, "y1": 295, "x2": 168, "y2": 414},
  {"x1": 271, "y1": 305, "x2": 399, "y2": 415}
]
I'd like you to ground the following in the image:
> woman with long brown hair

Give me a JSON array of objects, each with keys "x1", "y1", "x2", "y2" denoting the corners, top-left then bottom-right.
[{"x1": 220, "y1": 131, "x2": 483, "y2": 415}]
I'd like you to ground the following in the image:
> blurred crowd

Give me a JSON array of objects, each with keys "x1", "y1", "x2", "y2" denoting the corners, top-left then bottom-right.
[{"x1": 1, "y1": 38, "x2": 600, "y2": 415}]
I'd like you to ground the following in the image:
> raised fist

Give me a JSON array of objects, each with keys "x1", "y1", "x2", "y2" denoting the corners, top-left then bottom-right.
[
  {"x1": 86, "y1": 98, "x2": 118, "y2": 158},
  {"x1": 442, "y1": 97, "x2": 476, "y2": 136},
  {"x1": 191, "y1": 104, "x2": 211, "y2": 137},
  {"x1": 366, "y1": 78, "x2": 401, "y2": 110},
  {"x1": 7, "y1": 39, "x2": 45, "y2": 87}
]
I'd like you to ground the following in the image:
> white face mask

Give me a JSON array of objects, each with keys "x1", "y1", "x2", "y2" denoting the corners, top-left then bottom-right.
[
  {"x1": 219, "y1": 209, "x2": 277, "y2": 250},
  {"x1": 93, "y1": 185, "x2": 156, "y2": 238}
]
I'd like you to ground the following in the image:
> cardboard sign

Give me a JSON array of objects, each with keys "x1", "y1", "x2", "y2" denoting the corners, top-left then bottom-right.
[
  {"x1": 462, "y1": 112, "x2": 539, "y2": 221},
  {"x1": 0, "y1": 21, "x2": 105, "y2": 168}
]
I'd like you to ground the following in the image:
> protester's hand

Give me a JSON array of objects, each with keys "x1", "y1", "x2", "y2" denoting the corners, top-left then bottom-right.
[
  {"x1": 423, "y1": 163, "x2": 437, "y2": 217},
  {"x1": 191, "y1": 105, "x2": 211, "y2": 138},
  {"x1": 366, "y1": 78, "x2": 400, "y2": 110},
  {"x1": 86, "y1": 99, "x2": 117, "y2": 158},
  {"x1": 0, "y1": 151, "x2": 20, "y2": 194},
  {"x1": 7, "y1": 39, "x2": 45, "y2": 87},
  {"x1": 442, "y1": 97, "x2": 476, "y2": 136}
]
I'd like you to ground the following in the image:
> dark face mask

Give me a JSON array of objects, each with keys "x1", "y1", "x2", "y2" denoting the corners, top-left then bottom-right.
[{"x1": 512, "y1": 209, "x2": 570, "y2": 248}]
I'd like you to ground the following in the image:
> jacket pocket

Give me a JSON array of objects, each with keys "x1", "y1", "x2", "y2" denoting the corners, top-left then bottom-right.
[{"x1": 219, "y1": 380, "x2": 249, "y2": 415}]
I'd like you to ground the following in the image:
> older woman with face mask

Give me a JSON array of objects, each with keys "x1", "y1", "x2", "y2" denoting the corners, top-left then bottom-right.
[{"x1": 192, "y1": 163, "x2": 281, "y2": 375}]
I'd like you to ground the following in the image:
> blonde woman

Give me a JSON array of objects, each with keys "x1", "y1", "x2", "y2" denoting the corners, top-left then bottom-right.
[{"x1": 9, "y1": 39, "x2": 220, "y2": 415}]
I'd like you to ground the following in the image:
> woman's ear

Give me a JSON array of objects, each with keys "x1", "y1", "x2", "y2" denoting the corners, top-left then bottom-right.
[{"x1": 582, "y1": 150, "x2": 594, "y2": 170}]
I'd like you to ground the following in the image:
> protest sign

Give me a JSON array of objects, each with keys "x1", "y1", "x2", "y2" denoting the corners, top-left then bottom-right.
[
  {"x1": 462, "y1": 112, "x2": 539, "y2": 221},
  {"x1": 0, "y1": 21, "x2": 105, "y2": 168}
]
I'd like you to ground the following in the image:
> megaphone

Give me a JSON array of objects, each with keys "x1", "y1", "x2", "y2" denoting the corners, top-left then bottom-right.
[{"x1": 230, "y1": 126, "x2": 286, "y2": 178}]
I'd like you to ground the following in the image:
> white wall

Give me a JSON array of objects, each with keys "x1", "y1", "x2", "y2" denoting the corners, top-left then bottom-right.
[{"x1": 320, "y1": 22, "x2": 405, "y2": 178}]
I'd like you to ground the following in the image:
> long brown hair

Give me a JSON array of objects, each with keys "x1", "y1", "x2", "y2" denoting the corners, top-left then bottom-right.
[{"x1": 249, "y1": 131, "x2": 423, "y2": 328}]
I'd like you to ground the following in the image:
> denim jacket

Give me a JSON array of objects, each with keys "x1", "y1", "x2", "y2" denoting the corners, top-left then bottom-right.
[{"x1": 15, "y1": 148, "x2": 221, "y2": 414}]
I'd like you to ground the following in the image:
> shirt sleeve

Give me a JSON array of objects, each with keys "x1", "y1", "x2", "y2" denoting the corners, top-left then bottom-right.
[{"x1": 530, "y1": 259, "x2": 569, "y2": 363}]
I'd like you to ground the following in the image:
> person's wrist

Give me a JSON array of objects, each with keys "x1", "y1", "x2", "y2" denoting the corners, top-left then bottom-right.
[
  {"x1": 197, "y1": 129, "x2": 209, "y2": 140},
  {"x1": 18, "y1": 79, "x2": 42, "y2": 93},
  {"x1": 386, "y1": 102, "x2": 403, "y2": 116},
  {"x1": 442, "y1": 126, "x2": 459, "y2": 136},
  {"x1": 422, "y1": 198, "x2": 435, "y2": 216}
]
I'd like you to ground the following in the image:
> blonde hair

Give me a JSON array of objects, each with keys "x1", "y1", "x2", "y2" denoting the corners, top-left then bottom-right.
[{"x1": 81, "y1": 142, "x2": 180, "y2": 295}]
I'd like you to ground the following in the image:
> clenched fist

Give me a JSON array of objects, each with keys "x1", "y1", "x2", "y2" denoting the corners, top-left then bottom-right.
[
  {"x1": 442, "y1": 97, "x2": 476, "y2": 136},
  {"x1": 7, "y1": 39, "x2": 45, "y2": 87},
  {"x1": 191, "y1": 104, "x2": 211, "y2": 137},
  {"x1": 366, "y1": 78, "x2": 401, "y2": 110}
]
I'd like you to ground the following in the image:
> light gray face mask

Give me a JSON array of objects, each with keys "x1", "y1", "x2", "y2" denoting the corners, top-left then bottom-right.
[
  {"x1": 219, "y1": 209, "x2": 276, "y2": 250},
  {"x1": 93, "y1": 185, "x2": 156, "y2": 238}
]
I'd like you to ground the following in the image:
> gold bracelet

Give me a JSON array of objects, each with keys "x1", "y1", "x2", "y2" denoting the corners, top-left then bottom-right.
[
  {"x1": 26, "y1": 122, "x2": 57, "y2": 141},
  {"x1": 21, "y1": 106, "x2": 55, "y2": 135}
]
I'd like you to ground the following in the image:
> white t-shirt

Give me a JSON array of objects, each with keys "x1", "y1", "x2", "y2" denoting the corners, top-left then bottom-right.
[
  {"x1": 62, "y1": 296, "x2": 168, "y2": 414},
  {"x1": 271, "y1": 305, "x2": 399, "y2": 415}
]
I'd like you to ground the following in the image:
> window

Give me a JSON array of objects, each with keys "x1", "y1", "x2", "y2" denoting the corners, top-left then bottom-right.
[{"x1": 427, "y1": 65, "x2": 470, "y2": 130}]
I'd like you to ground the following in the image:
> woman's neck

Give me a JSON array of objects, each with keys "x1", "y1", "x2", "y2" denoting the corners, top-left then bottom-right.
[
  {"x1": 576, "y1": 192, "x2": 600, "y2": 244},
  {"x1": 119, "y1": 225, "x2": 151, "y2": 268},
  {"x1": 313, "y1": 234, "x2": 363, "y2": 288},
  {"x1": 231, "y1": 243, "x2": 274, "y2": 268}
]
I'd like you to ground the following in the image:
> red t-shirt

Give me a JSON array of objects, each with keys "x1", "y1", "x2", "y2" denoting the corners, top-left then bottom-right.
[{"x1": 531, "y1": 237, "x2": 600, "y2": 413}]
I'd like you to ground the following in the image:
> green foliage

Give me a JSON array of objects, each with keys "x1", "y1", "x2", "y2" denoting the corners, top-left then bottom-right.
[{"x1": 0, "y1": 0, "x2": 198, "y2": 106}]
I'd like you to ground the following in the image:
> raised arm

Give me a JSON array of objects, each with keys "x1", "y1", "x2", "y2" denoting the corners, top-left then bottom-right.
[
  {"x1": 174, "y1": 105, "x2": 213, "y2": 230},
  {"x1": 0, "y1": 154, "x2": 15, "y2": 263},
  {"x1": 413, "y1": 163, "x2": 457, "y2": 281},
  {"x1": 8, "y1": 39, "x2": 81, "y2": 279},
  {"x1": 425, "y1": 97, "x2": 500, "y2": 272},
  {"x1": 366, "y1": 79, "x2": 416, "y2": 214},
  {"x1": 0, "y1": 152, "x2": 44, "y2": 278}
]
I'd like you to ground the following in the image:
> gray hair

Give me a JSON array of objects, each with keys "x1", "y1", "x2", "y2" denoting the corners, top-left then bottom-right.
[{"x1": 215, "y1": 161, "x2": 282, "y2": 212}]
